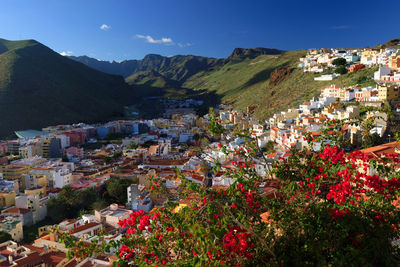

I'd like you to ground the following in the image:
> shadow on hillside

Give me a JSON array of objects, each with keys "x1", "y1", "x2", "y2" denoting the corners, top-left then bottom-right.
[
  {"x1": 0, "y1": 42, "x2": 8, "y2": 54},
  {"x1": 128, "y1": 83, "x2": 222, "y2": 118},
  {"x1": 223, "y1": 63, "x2": 289, "y2": 97},
  {"x1": 244, "y1": 63, "x2": 290, "y2": 88}
]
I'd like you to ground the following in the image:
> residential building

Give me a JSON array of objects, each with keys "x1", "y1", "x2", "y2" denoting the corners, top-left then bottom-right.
[
  {"x1": 15, "y1": 194, "x2": 45, "y2": 224},
  {"x1": 54, "y1": 169, "x2": 73, "y2": 189},
  {"x1": 148, "y1": 143, "x2": 170, "y2": 156},
  {"x1": 65, "y1": 146, "x2": 84, "y2": 160},
  {"x1": 348, "y1": 64, "x2": 364, "y2": 73},
  {"x1": 0, "y1": 241, "x2": 66, "y2": 266},
  {"x1": 95, "y1": 204, "x2": 132, "y2": 228},
  {"x1": 378, "y1": 84, "x2": 399, "y2": 101},
  {"x1": 0, "y1": 142, "x2": 8, "y2": 155},
  {"x1": 41, "y1": 137, "x2": 62, "y2": 158},
  {"x1": 0, "y1": 164, "x2": 31, "y2": 190},
  {"x1": 7, "y1": 141, "x2": 20, "y2": 155},
  {"x1": 18, "y1": 142, "x2": 43, "y2": 158},
  {"x1": 314, "y1": 74, "x2": 339, "y2": 81},
  {"x1": 127, "y1": 184, "x2": 153, "y2": 213},
  {"x1": 355, "y1": 86, "x2": 379, "y2": 102},
  {"x1": 0, "y1": 215, "x2": 23, "y2": 241},
  {"x1": 56, "y1": 134, "x2": 70, "y2": 149},
  {"x1": 374, "y1": 67, "x2": 391, "y2": 81},
  {"x1": 2, "y1": 206, "x2": 33, "y2": 226},
  {"x1": 31, "y1": 161, "x2": 74, "y2": 188},
  {"x1": 63, "y1": 130, "x2": 85, "y2": 146},
  {"x1": 321, "y1": 85, "x2": 347, "y2": 101},
  {"x1": 389, "y1": 55, "x2": 400, "y2": 70},
  {"x1": 69, "y1": 222, "x2": 103, "y2": 239},
  {"x1": 0, "y1": 192, "x2": 17, "y2": 208}
]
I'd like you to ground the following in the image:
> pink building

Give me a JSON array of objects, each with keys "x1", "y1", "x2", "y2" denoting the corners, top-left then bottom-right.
[
  {"x1": 65, "y1": 147, "x2": 84, "y2": 159},
  {"x1": 0, "y1": 142, "x2": 8, "y2": 155},
  {"x1": 63, "y1": 130, "x2": 85, "y2": 146}
]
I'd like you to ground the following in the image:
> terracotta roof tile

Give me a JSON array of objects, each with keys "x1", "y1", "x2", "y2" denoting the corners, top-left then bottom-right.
[{"x1": 69, "y1": 222, "x2": 101, "y2": 234}]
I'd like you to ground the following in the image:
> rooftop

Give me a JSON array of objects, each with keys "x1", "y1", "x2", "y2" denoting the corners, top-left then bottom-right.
[{"x1": 15, "y1": 130, "x2": 48, "y2": 139}]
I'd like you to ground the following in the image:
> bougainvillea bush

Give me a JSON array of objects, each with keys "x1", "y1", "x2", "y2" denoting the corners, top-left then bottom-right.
[{"x1": 63, "y1": 112, "x2": 400, "y2": 266}]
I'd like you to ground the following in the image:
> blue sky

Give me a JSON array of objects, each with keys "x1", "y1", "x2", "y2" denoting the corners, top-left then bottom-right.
[{"x1": 0, "y1": 0, "x2": 399, "y2": 61}]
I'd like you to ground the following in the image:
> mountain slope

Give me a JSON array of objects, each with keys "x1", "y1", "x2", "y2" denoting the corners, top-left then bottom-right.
[
  {"x1": 381, "y1": 38, "x2": 400, "y2": 49},
  {"x1": 69, "y1": 54, "x2": 223, "y2": 83},
  {"x1": 184, "y1": 50, "x2": 377, "y2": 119},
  {"x1": 0, "y1": 38, "x2": 137, "y2": 138},
  {"x1": 227, "y1": 47, "x2": 284, "y2": 62},
  {"x1": 125, "y1": 69, "x2": 181, "y2": 88}
]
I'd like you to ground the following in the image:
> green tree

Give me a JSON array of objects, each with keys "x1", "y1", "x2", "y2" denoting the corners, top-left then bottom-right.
[
  {"x1": 0, "y1": 231, "x2": 12, "y2": 243},
  {"x1": 362, "y1": 132, "x2": 383, "y2": 148},
  {"x1": 77, "y1": 188, "x2": 100, "y2": 211},
  {"x1": 332, "y1": 57, "x2": 347, "y2": 66},
  {"x1": 47, "y1": 186, "x2": 101, "y2": 222},
  {"x1": 193, "y1": 133, "x2": 201, "y2": 141},
  {"x1": 129, "y1": 142, "x2": 138, "y2": 149},
  {"x1": 105, "y1": 132, "x2": 118, "y2": 140},
  {"x1": 112, "y1": 152, "x2": 122, "y2": 159},
  {"x1": 91, "y1": 199, "x2": 108, "y2": 211},
  {"x1": 105, "y1": 177, "x2": 135, "y2": 204},
  {"x1": 103, "y1": 157, "x2": 111, "y2": 164},
  {"x1": 334, "y1": 65, "x2": 348, "y2": 74},
  {"x1": 262, "y1": 141, "x2": 275, "y2": 153}
]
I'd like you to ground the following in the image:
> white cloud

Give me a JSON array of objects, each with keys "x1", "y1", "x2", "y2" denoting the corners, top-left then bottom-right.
[
  {"x1": 60, "y1": 51, "x2": 73, "y2": 56},
  {"x1": 178, "y1": 42, "x2": 193, "y2": 48},
  {"x1": 100, "y1": 24, "x2": 111, "y2": 30},
  {"x1": 135, "y1": 34, "x2": 173, "y2": 44}
]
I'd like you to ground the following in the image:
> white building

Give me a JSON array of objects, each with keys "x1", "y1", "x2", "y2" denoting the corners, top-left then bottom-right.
[
  {"x1": 314, "y1": 74, "x2": 339, "y2": 81},
  {"x1": 54, "y1": 169, "x2": 73, "y2": 188},
  {"x1": 56, "y1": 134, "x2": 70, "y2": 149},
  {"x1": 374, "y1": 67, "x2": 391, "y2": 81}
]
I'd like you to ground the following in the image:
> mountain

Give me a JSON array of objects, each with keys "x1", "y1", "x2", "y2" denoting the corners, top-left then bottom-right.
[
  {"x1": 183, "y1": 50, "x2": 377, "y2": 119},
  {"x1": 0, "y1": 38, "x2": 137, "y2": 138},
  {"x1": 226, "y1": 47, "x2": 285, "y2": 61},
  {"x1": 72, "y1": 45, "x2": 378, "y2": 121},
  {"x1": 381, "y1": 38, "x2": 400, "y2": 49},
  {"x1": 69, "y1": 54, "x2": 223, "y2": 83},
  {"x1": 125, "y1": 70, "x2": 180, "y2": 88}
]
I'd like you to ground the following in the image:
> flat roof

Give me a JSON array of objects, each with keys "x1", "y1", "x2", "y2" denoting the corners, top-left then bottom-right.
[{"x1": 15, "y1": 130, "x2": 48, "y2": 139}]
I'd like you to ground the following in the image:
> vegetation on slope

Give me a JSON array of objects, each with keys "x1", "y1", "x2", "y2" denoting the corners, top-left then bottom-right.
[
  {"x1": 184, "y1": 50, "x2": 377, "y2": 120},
  {"x1": 0, "y1": 38, "x2": 139, "y2": 138},
  {"x1": 69, "y1": 54, "x2": 223, "y2": 82},
  {"x1": 125, "y1": 70, "x2": 180, "y2": 88}
]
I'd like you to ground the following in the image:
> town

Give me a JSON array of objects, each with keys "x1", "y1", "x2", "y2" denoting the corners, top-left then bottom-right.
[{"x1": 0, "y1": 45, "x2": 399, "y2": 266}]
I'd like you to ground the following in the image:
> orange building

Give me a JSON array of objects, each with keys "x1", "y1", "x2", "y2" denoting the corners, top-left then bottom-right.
[{"x1": 348, "y1": 64, "x2": 365, "y2": 73}]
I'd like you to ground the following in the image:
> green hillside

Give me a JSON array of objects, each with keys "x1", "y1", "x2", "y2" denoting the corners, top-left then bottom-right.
[
  {"x1": 184, "y1": 50, "x2": 377, "y2": 119},
  {"x1": 0, "y1": 38, "x2": 138, "y2": 138},
  {"x1": 125, "y1": 70, "x2": 181, "y2": 88},
  {"x1": 69, "y1": 54, "x2": 223, "y2": 82}
]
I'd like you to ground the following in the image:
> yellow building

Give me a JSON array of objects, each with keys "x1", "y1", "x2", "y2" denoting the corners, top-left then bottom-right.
[
  {"x1": 322, "y1": 102, "x2": 340, "y2": 115},
  {"x1": 361, "y1": 50, "x2": 377, "y2": 58},
  {"x1": 0, "y1": 215, "x2": 23, "y2": 242},
  {"x1": 0, "y1": 192, "x2": 17, "y2": 208},
  {"x1": 41, "y1": 139, "x2": 52, "y2": 158},
  {"x1": 0, "y1": 164, "x2": 31, "y2": 190},
  {"x1": 38, "y1": 225, "x2": 54, "y2": 237},
  {"x1": 36, "y1": 175, "x2": 47, "y2": 188},
  {"x1": 24, "y1": 186, "x2": 46, "y2": 198},
  {"x1": 24, "y1": 174, "x2": 47, "y2": 191},
  {"x1": 378, "y1": 84, "x2": 399, "y2": 101}
]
